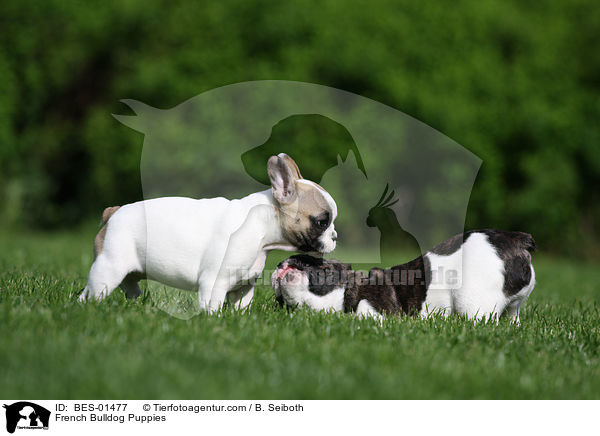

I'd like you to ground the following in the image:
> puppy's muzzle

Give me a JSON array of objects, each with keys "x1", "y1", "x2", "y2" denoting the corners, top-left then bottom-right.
[{"x1": 275, "y1": 263, "x2": 303, "y2": 285}]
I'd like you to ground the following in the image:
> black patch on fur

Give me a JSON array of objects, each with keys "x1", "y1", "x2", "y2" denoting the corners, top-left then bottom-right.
[
  {"x1": 478, "y1": 229, "x2": 535, "y2": 296},
  {"x1": 311, "y1": 211, "x2": 330, "y2": 229},
  {"x1": 431, "y1": 229, "x2": 536, "y2": 297},
  {"x1": 283, "y1": 254, "x2": 353, "y2": 296},
  {"x1": 343, "y1": 255, "x2": 431, "y2": 315},
  {"x1": 291, "y1": 213, "x2": 330, "y2": 252},
  {"x1": 280, "y1": 254, "x2": 431, "y2": 316},
  {"x1": 430, "y1": 231, "x2": 475, "y2": 255}
]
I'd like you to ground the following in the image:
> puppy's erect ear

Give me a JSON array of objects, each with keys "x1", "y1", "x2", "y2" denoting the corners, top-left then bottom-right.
[
  {"x1": 279, "y1": 153, "x2": 302, "y2": 180},
  {"x1": 268, "y1": 153, "x2": 300, "y2": 204}
]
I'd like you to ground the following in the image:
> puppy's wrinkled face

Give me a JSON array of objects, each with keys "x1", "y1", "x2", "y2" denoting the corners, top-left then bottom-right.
[
  {"x1": 268, "y1": 154, "x2": 338, "y2": 253},
  {"x1": 279, "y1": 181, "x2": 338, "y2": 253},
  {"x1": 272, "y1": 254, "x2": 352, "y2": 307}
]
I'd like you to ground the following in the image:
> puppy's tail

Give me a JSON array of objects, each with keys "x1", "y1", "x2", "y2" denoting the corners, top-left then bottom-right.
[
  {"x1": 94, "y1": 206, "x2": 120, "y2": 259},
  {"x1": 100, "y1": 206, "x2": 120, "y2": 226}
]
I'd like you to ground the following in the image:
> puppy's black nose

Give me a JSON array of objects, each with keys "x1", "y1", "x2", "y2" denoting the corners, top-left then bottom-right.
[{"x1": 332, "y1": 231, "x2": 338, "y2": 241}]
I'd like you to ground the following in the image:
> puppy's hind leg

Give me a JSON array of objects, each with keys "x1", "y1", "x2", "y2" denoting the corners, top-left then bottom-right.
[
  {"x1": 504, "y1": 301, "x2": 521, "y2": 325},
  {"x1": 503, "y1": 265, "x2": 535, "y2": 326},
  {"x1": 80, "y1": 254, "x2": 129, "y2": 302},
  {"x1": 356, "y1": 300, "x2": 384, "y2": 324},
  {"x1": 467, "y1": 303, "x2": 505, "y2": 324}
]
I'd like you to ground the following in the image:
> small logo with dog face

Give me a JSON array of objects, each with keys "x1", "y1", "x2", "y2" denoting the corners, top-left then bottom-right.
[{"x1": 3, "y1": 402, "x2": 50, "y2": 434}]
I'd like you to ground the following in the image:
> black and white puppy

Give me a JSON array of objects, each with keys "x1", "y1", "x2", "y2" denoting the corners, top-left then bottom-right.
[{"x1": 272, "y1": 230, "x2": 536, "y2": 323}]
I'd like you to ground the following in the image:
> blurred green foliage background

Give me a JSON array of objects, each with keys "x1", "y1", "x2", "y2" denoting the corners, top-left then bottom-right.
[{"x1": 0, "y1": 0, "x2": 599, "y2": 256}]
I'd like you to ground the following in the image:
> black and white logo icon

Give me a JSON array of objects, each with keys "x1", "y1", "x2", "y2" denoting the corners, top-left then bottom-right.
[{"x1": 3, "y1": 402, "x2": 50, "y2": 434}]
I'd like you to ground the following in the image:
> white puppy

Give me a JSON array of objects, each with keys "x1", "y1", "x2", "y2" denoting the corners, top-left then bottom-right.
[{"x1": 80, "y1": 153, "x2": 338, "y2": 311}]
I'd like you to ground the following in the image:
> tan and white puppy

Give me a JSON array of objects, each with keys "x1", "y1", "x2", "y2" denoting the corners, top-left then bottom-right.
[{"x1": 80, "y1": 153, "x2": 338, "y2": 312}]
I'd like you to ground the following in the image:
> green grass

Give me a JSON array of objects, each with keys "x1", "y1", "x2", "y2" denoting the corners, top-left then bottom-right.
[{"x1": 1, "y1": 225, "x2": 599, "y2": 399}]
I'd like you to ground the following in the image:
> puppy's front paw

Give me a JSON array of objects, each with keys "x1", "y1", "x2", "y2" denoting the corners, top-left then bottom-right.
[
  {"x1": 78, "y1": 287, "x2": 108, "y2": 302},
  {"x1": 78, "y1": 289, "x2": 90, "y2": 302}
]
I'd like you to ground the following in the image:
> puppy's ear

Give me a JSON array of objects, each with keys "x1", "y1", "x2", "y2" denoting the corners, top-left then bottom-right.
[
  {"x1": 279, "y1": 153, "x2": 302, "y2": 180},
  {"x1": 268, "y1": 154, "x2": 299, "y2": 204}
]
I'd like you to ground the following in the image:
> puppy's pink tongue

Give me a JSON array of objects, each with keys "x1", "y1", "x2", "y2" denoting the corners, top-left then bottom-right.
[{"x1": 278, "y1": 266, "x2": 296, "y2": 280}]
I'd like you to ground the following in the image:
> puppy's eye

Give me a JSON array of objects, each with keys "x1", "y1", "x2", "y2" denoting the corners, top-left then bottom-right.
[{"x1": 312, "y1": 212, "x2": 330, "y2": 229}]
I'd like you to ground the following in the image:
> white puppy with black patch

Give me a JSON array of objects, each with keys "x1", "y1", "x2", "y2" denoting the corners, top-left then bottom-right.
[
  {"x1": 80, "y1": 153, "x2": 338, "y2": 311},
  {"x1": 273, "y1": 230, "x2": 536, "y2": 323}
]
